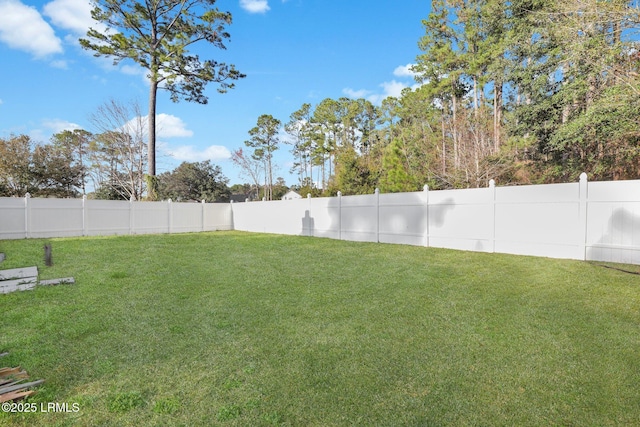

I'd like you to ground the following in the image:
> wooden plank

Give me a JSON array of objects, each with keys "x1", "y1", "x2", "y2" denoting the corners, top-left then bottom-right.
[
  {"x1": 0, "y1": 267, "x2": 38, "y2": 281},
  {"x1": 0, "y1": 390, "x2": 36, "y2": 403},
  {"x1": 0, "y1": 376, "x2": 23, "y2": 386},
  {"x1": 0, "y1": 278, "x2": 37, "y2": 294},
  {"x1": 0, "y1": 371, "x2": 28, "y2": 380},
  {"x1": 0, "y1": 277, "x2": 37, "y2": 287},
  {"x1": 0, "y1": 367, "x2": 25, "y2": 378},
  {"x1": 0, "y1": 368, "x2": 18, "y2": 376},
  {"x1": 0, "y1": 380, "x2": 23, "y2": 389},
  {"x1": 39, "y1": 277, "x2": 75, "y2": 286},
  {"x1": 0, "y1": 285, "x2": 18, "y2": 295},
  {"x1": 0, "y1": 379, "x2": 44, "y2": 395}
]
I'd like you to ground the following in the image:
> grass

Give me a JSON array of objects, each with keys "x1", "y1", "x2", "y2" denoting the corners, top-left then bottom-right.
[{"x1": 0, "y1": 231, "x2": 638, "y2": 426}]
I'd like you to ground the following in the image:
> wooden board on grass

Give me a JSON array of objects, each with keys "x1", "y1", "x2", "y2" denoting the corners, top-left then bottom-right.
[
  {"x1": 0, "y1": 277, "x2": 37, "y2": 294},
  {"x1": 0, "y1": 390, "x2": 36, "y2": 403},
  {"x1": 0, "y1": 267, "x2": 38, "y2": 281},
  {"x1": 39, "y1": 277, "x2": 75, "y2": 286}
]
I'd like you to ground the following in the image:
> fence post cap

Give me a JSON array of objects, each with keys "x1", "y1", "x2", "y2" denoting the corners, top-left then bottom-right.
[
  {"x1": 307, "y1": 193, "x2": 311, "y2": 199},
  {"x1": 374, "y1": 188, "x2": 380, "y2": 194},
  {"x1": 423, "y1": 184, "x2": 429, "y2": 192},
  {"x1": 489, "y1": 179, "x2": 496, "y2": 188},
  {"x1": 579, "y1": 172, "x2": 588, "y2": 182}
]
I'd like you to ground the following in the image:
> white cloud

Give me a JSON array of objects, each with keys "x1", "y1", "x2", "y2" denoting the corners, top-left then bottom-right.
[
  {"x1": 163, "y1": 144, "x2": 231, "y2": 162},
  {"x1": 240, "y1": 0, "x2": 270, "y2": 14},
  {"x1": 393, "y1": 63, "x2": 418, "y2": 78},
  {"x1": 120, "y1": 113, "x2": 193, "y2": 139},
  {"x1": 42, "y1": 118, "x2": 82, "y2": 133},
  {"x1": 342, "y1": 88, "x2": 372, "y2": 98},
  {"x1": 343, "y1": 80, "x2": 409, "y2": 105},
  {"x1": 27, "y1": 118, "x2": 81, "y2": 142},
  {"x1": 380, "y1": 80, "x2": 408, "y2": 99},
  {"x1": 43, "y1": 0, "x2": 99, "y2": 35},
  {"x1": 120, "y1": 64, "x2": 145, "y2": 76},
  {"x1": 342, "y1": 63, "x2": 424, "y2": 105},
  {"x1": 0, "y1": 0, "x2": 63, "y2": 58},
  {"x1": 156, "y1": 114, "x2": 193, "y2": 138}
]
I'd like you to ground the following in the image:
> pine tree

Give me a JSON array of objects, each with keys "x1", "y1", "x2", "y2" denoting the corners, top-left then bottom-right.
[{"x1": 379, "y1": 139, "x2": 416, "y2": 193}]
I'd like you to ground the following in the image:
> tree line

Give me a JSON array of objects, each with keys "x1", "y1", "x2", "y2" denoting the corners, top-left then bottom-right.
[
  {"x1": 238, "y1": 0, "x2": 640, "y2": 197},
  {"x1": 0, "y1": 100, "x2": 230, "y2": 202}
]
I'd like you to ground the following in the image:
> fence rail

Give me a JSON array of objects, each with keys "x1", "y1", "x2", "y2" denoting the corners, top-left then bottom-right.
[{"x1": 1, "y1": 174, "x2": 639, "y2": 265}]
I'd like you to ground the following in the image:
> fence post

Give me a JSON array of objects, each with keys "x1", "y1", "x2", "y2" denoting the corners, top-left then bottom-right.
[
  {"x1": 337, "y1": 191, "x2": 342, "y2": 240},
  {"x1": 168, "y1": 199, "x2": 173, "y2": 234},
  {"x1": 201, "y1": 200, "x2": 206, "y2": 232},
  {"x1": 375, "y1": 188, "x2": 380, "y2": 243},
  {"x1": 307, "y1": 193, "x2": 312, "y2": 237},
  {"x1": 578, "y1": 172, "x2": 588, "y2": 260},
  {"x1": 24, "y1": 193, "x2": 31, "y2": 239},
  {"x1": 82, "y1": 195, "x2": 87, "y2": 236},
  {"x1": 423, "y1": 185, "x2": 429, "y2": 247},
  {"x1": 489, "y1": 179, "x2": 496, "y2": 253},
  {"x1": 129, "y1": 196, "x2": 134, "y2": 235}
]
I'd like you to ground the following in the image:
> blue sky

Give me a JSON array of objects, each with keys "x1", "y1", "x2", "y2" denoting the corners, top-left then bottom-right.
[{"x1": 0, "y1": 0, "x2": 428, "y2": 186}]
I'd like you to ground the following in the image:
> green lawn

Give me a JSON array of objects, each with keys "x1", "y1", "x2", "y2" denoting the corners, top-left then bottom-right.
[{"x1": 0, "y1": 231, "x2": 638, "y2": 426}]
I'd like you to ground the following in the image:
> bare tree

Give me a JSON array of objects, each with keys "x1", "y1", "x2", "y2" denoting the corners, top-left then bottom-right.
[
  {"x1": 89, "y1": 99, "x2": 147, "y2": 200},
  {"x1": 230, "y1": 148, "x2": 262, "y2": 200}
]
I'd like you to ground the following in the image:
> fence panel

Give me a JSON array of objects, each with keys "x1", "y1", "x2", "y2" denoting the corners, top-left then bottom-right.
[
  {"x1": 28, "y1": 198, "x2": 84, "y2": 238},
  {"x1": 131, "y1": 201, "x2": 170, "y2": 234},
  {"x1": 225, "y1": 202, "x2": 255, "y2": 232},
  {"x1": 379, "y1": 191, "x2": 427, "y2": 246},
  {"x1": 204, "y1": 203, "x2": 234, "y2": 231},
  {"x1": 85, "y1": 199, "x2": 130, "y2": 236},
  {"x1": 0, "y1": 198, "x2": 27, "y2": 239},
  {"x1": 170, "y1": 202, "x2": 204, "y2": 233},
  {"x1": 585, "y1": 179, "x2": 640, "y2": 264},
  {"x1": 340, "y1": 193, "x2": 378, "y2": 242},
  {"x1": 428, "y1": 187, "x2": 494, "y2": 252},
  {"x1": 494, "y1": 183, "x2": 581, "y2": 259},
  {"x1": 231, "y1": 199, "x2": 307, "y2": 235},
  {"x1": 308, "y1": 197, "x2": 340, "y2": 239}
]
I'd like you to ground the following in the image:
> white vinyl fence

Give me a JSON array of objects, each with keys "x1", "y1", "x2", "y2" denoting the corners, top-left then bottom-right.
[
  {"x1": 231, "y1": 174, "x2": 640, "y2": 265},
  {"x1": 1, "y1": 174, "x2": 639, "y2": 264},
  {"x1": 0, "y1": 196, "x2": 232, "y2": 239}
]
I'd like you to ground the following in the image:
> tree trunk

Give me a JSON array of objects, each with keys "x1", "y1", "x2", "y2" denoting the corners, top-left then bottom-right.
[
  {"x1": 441, "y1": 113, "x2": 446, "y2": 175},
  {"x1": 148, "y1": 79, "x2": 157, "y2": 177},
  {"x1": 452, "y1": 93, "x2": 459, "y2": 170},
  {"x1": 494, "y1": 80, "x2": 502, "y2": 152},
  {"x1": 268, "y1": 154, "x2": 273, "y2": 200}
]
